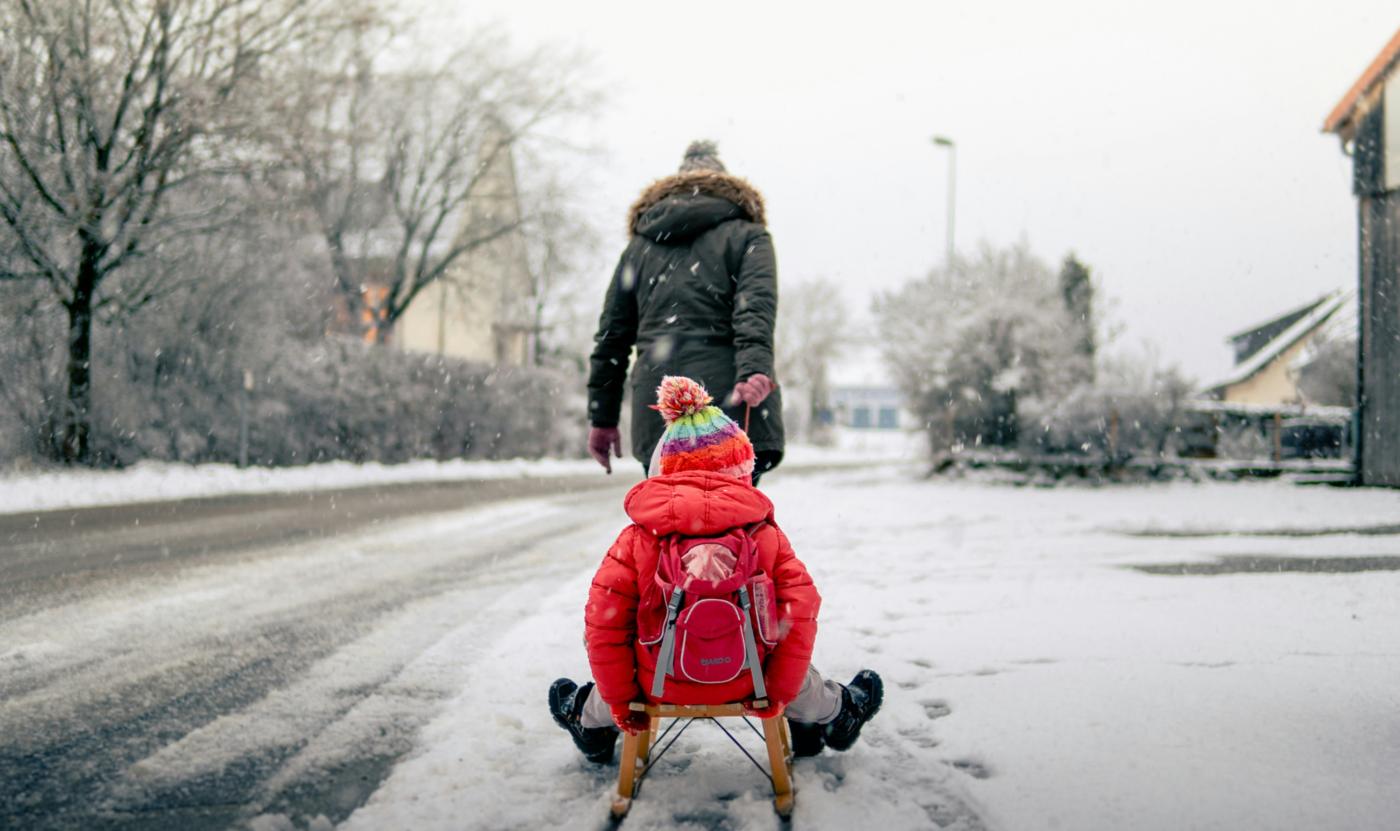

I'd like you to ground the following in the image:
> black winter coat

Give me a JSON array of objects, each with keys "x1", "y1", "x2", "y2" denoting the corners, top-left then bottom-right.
[{"x1": 587, "y1": 170, "x2": 784, "y2": 464}]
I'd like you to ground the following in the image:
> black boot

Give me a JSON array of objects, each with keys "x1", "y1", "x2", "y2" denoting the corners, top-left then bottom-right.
[
  {"x1": 824, "y1": 670, "x2": 883, "y2": 751},
  {"x1": 548, "y1": 678, "x2": 619, "y2": 764},
  {"x1": 787, "y1": 718, "x2": 826, "y2": 757}
]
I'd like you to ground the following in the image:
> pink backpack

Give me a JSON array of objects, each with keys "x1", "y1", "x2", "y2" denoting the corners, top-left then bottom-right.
[{"x1": 639, "y1": 523, "x2": 779, "y2": 702}]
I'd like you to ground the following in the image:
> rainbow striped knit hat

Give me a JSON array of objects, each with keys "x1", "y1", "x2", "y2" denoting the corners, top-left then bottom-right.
[{"x1": 650, "y1": 376, "x2": 755, "y2": 480}]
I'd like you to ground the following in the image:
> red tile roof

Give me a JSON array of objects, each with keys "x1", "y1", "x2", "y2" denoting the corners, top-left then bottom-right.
[{"x1": 1323, "y1": 26, "x2": 1400, "y2": 135}]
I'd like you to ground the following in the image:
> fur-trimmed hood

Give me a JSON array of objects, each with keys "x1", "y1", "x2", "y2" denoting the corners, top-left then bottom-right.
[{"x1": 628, "y1": 170, "x2": 766, "y2": 237}]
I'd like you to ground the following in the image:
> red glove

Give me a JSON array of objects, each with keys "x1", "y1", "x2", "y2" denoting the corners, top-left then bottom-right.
[
  {"x1": 610, "y1": 702, "x2": 652, "y2": 735},
  {"x1": 743, "y1": 698, "x2": 786, "y2": 720},
  {"x1": 727, "y1": 373, "x2": 775, "y2": 408},
  {"x1": 587, "y1": 426, "x2": 623, "y2": 473}
]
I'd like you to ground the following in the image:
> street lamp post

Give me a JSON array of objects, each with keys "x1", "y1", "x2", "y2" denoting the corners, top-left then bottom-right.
[{"x1": 932, "y1": 135, "x2": 956, "y2": 268}]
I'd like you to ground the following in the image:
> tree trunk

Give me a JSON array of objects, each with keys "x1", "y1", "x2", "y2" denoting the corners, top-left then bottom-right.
[
  {"x1": 62, "y1": 254, "x2": 98, "y2": 464},
  {"x1": 532, "y1": 296, "x2": 546, "y2": 367},
  {"x1": 370, "y1": 312, "x2": 395, "y2": 345}
]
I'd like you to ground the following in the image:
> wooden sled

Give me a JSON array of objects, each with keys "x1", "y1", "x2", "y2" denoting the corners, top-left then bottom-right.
[{"x1": 611, "y1": 701, "x2": 794, "y2": 822}]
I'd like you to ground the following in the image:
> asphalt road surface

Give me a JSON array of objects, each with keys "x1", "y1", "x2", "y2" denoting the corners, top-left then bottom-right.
[{"x1": 0, "y1": 472, "x2": 636, "y2": 830}]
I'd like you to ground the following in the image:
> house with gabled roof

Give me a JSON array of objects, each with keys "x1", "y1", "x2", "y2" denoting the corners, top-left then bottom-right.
[
  {"x1": 1203, "y1": 291, "x2": 1350, "y2": 406},
  {"x1": 394, "y1": 123, "x2": 538, "y2": 367},
  {"x1": 1323, "y1": 24, "x2": 1400, "y2": 486},
  {"x1": 325, "y1": 124, "x2": 538, "y2": 367}
]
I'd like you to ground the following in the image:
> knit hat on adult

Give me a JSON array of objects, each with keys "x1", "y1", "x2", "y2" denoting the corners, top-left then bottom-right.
[
  {"x1": 678, "y1": 140, "x2": 726, "y2": 173},
  {"x1": 651, "y1": 376, "x2": 755, "y2": 480}
]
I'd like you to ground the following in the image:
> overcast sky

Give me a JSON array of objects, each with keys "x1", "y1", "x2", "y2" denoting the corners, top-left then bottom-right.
[{"x1": 421, "y1": 0, "x2": 1395, "y2": 382}]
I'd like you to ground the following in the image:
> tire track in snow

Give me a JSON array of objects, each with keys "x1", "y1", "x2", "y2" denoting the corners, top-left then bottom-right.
[
  {"x1": 2, "y1": 499, "x2": 560, "y2": 739},
  {"x1": 0, "y1": 488, "x2": 625, "y2": 831}
]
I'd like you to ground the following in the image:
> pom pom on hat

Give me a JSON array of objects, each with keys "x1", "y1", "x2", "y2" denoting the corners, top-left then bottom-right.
[
  {"x1": 679, "y1": 140, "x2": 726, "y2": 173},
  {"x1": 649, "y1": 376, "x2": 755, "y2": 481},
  {"x1": 652, "y1": 376, "x2": 713, "y2": 422}
]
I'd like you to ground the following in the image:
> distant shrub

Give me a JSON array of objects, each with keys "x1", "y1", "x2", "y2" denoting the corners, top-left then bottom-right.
[{"x1": 1020, "y1": 363, "x2": 1193, "y2": 460}]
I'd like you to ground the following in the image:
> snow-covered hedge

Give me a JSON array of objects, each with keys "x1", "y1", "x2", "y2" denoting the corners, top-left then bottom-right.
[
  {"x1": 0, "y1": 291, "x2": 583, "y2": 469},
  {"x1": 106, "y1": 339, "x2": 583, "y2": 468}
]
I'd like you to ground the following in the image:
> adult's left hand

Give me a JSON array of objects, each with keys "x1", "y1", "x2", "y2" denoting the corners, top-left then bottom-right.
[
  {"x1": 727, "y1": 373, "x2": 774, "y2": 408},
  {"x1": 587, "y1": 426, "x2": 623, "y2": 474}
]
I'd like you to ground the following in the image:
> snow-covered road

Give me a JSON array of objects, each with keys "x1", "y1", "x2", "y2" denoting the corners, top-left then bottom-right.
[
  {"x1": 4, "y1": 465, "x2": 1399, "y2": 831},
  {"x1": 0, "y1": 478, "x2": 632, "y2": 830}
]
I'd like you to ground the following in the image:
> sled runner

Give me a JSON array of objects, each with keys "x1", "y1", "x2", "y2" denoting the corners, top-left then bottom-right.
[{"x1": 611, "y1": 702, "x2": 794, "y2": 821}]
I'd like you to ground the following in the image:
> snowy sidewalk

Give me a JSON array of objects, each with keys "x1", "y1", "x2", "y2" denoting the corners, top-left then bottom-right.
[{"x1": 335, "y1": 470, "x2": 1400, "y2": 831}]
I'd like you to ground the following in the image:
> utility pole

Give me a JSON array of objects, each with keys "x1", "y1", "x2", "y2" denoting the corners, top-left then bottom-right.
[{"x1": 932, "y1": 135, "x2": 956, "y2": 268}]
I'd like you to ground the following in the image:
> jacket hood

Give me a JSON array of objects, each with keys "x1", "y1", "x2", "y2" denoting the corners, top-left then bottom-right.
[
  {"x1": 624, "y1": 470, "x2": 773, "y2": 537},
  {"x1": 628, "y1": 170, "x2": 767, "y2": 243}
]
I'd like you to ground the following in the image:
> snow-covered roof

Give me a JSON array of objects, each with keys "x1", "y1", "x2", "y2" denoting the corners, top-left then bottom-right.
[
  {"x1": 1226, "y1": 295, "x2": 1334, "y2": 363},
  {"x1": 1323, "y1": 26, "x2": 1400, "y2": 137},
  {"x1": 1204, "y1": 290, "x2": 1349, "y2": 395}
]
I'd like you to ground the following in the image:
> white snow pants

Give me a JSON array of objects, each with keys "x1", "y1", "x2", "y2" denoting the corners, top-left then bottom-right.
[{"x1": 579, "y1": 664, "x2": 844, "y2": 729}]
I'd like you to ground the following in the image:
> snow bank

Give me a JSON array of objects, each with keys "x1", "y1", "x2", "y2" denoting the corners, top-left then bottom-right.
[
  {"x1": 0, "y1": 458, "x2": 604, "y2": 515},
  {"x1": 0, "y1": 433, "x2": 920, "y2": 516}
]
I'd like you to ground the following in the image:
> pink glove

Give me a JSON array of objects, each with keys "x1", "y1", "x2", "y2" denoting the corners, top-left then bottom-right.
[
  {"x1": 727, "y1": 373, "x2": 775, "y2": 408},
  {"x1": 588, "y1": 426, "x2": 623, "y2": 473},
  {"x1": 610, "y1": 702, "x2": 652, "y2": 735}
]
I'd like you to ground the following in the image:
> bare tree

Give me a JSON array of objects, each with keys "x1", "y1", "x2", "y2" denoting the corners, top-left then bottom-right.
[
  {"x1": 776, "y1": 278, "x2": 848, "y2": 440},
  {"x1": 1293, "y1": 329, "x2": 1357, "y2": 407},
  {"x1": 518, "y1": 169, "x2": 602, "y2": 369},
  {"x1": 0, "y1": 0, "x2": 351, "y2": 463},
  {"x1": 271, "y1": 26, "x2": 597, "y2": 345}
]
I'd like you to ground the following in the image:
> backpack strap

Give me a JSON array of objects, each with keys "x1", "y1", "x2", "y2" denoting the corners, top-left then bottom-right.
[
  {"x1": 736, "y1": 584, "x2": 768, "y2": 705},
  {"x1": 741, "y1": 521, "x2": 772, "y2": 704},
  {"x1": 649, "y1": 586, "x2": 685, "y2": 699}
]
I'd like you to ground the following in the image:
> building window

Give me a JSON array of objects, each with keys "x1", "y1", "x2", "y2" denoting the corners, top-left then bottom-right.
[
  {"x1": 878, "y1": 407, "x2": 898, "y2": 429},
  {"x1": 852, "y1": 407, "x2": 872, "y2": 429}
]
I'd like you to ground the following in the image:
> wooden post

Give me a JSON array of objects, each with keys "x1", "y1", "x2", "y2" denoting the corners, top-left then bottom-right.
[
  {"x1": 613, "y1": 729, "x2": 640, "y2": 819},
  {"x1": 637, "y1": 719, "x2": 655, "y2": 765},
  {"x1": 238, "y1": 369, "x2": 254, "y2": 469},
  {"x1": 1108, "y1": 407, "x2": 1120, "y2": 462},
  {"x1": 764, "y1": 716, "x2": 794, "y2": 818},
  {"x1": 1273, "y1": 412, "x2": 1283, "y2": 464}
]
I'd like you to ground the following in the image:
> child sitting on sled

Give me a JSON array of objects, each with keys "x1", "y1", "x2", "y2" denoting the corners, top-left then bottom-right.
[{"x1": 549, "y1": 376, "x2": 882, "y2": 763}]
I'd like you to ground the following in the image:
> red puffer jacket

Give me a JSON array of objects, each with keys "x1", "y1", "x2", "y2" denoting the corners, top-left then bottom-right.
[{"x1": 585, "y1": 471, "x2": 820, "y2": 709}]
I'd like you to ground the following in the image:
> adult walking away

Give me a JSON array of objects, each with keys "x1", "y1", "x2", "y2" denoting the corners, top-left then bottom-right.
[{"x1": 587, "y1": 141, "x2": 784, "y2": 484}]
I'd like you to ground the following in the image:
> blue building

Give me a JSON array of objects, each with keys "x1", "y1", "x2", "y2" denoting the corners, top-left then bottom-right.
[{"x1": 825, "y1": 346, "x2": 910, "y2": 431}]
